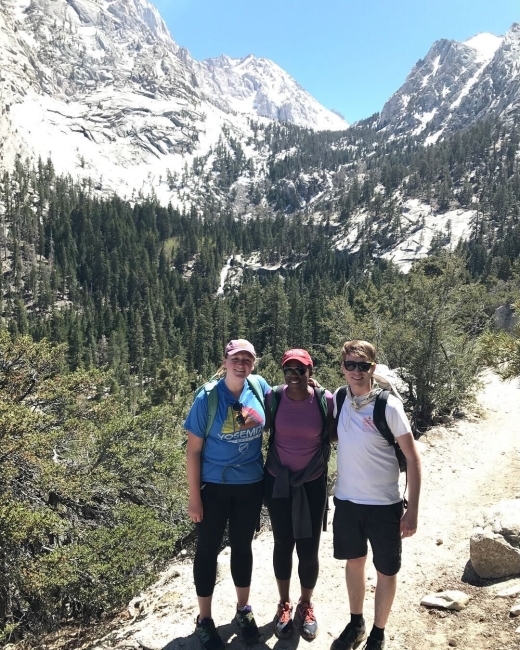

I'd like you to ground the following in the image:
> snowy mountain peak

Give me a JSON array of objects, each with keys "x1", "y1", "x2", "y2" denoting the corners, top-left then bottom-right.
[
  {"x1": 379, "y1": 23, "x2": 520, "y2": 141},
  {"x1": 0, "y1": 0, "x2": 351, "y2": 204},
  {"x1": 463, "y1": 32, "x2": 503, "y2": 63},
  {"x1": 198, "y1": 53, "x2": 348, "y2": 131}
]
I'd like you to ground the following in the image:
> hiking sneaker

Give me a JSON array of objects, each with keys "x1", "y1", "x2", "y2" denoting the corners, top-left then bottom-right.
[
  {"x1": 296, "y1": 599, "x2": 318, "y2": 641},
  {"x1": 195, "y1": 617, "x2": 225, "y2": 650},
  {"x1": 330, "y1": 621, "x2": 367, "y2": 650},
  {"x1": 362, "y1": 638, "x2": 385, "y2": 650},
  {"x1": 274, "y1": 601, "x2": 294, "y2": 640},
  {"x1": 235, "y1": 605, "x2": 260, "y2": 645}
]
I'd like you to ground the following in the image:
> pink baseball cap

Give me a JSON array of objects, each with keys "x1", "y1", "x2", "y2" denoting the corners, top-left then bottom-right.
[
  {"x1": 225, "y1": 339, "x2": 257, "y2": 358},
  {"x1": 281, "y1": 348, "x2": 313, "y2": 367}
]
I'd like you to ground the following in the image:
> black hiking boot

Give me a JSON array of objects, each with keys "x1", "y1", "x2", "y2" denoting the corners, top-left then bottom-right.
[{"x1": 330, "y1": 621, "x2": 367, "y2": 650}]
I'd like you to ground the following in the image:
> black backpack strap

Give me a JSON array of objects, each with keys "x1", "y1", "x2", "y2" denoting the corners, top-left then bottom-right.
[
  {"x1": 373, "y1": 390, "x2": 393, "y2": 444},
  {"x1": 314, "y1": 387, "x2": 329, "y2": 435},
  {"x1": 314, "y1": 385, "x2": 331, "y2": 533},
  {"x1": 373, "y1": 390, "x2": 408, "y2": 505},
  {"x1": 267, "y1": 385, "x2": 284, "y2": 449},
  {"x1": 335, "y1": 386, "x2": 347, "y2": 421}
]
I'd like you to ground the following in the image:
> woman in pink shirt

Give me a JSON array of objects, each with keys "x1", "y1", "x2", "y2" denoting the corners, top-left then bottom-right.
[{"x1": 264, "y1": 349, "x2": 333, "y2": 642}]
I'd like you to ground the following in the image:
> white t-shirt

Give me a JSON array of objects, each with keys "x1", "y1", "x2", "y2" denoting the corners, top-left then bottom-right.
[{"x1": 334, "y1": 390, "x2": 411, "y2": 505}]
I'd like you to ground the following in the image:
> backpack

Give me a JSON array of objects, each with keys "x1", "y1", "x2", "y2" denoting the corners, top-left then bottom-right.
[
  {"x1": 268, "y1": 385, "x2": 331, "y2": 530},
  {"x1": 197, "y1": 374, "x2": 266, "y2": 439},
  {"x1": 334, "y1": 387, "x2": 407, "y2": 473}
]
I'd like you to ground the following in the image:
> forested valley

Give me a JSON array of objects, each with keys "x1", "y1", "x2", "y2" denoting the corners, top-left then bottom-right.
[{"x1": 0, "y1": 116, "x2": 519, "y2": 644}]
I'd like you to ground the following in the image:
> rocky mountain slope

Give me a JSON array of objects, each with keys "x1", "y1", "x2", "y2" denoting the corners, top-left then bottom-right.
[
  {"x1": 193, "y1": 53, "x2": 348, "y2": 130},
  {"x1": 379, "y1": 26, "x2": 520, "y2": 143},
  {"x1": 0, "y1": 0, "x2": 346, "y2": 202}
]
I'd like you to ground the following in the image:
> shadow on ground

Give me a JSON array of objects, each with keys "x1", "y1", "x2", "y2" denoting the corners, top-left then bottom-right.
[{"x1": 162, "y1": 618, "x2": 306, "y2": 650}]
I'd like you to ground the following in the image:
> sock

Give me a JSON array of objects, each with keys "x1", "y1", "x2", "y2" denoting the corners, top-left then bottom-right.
[
  {"x1": 370, "y1": 625, "x2": 385, "y2": 641},
  {"x1": 350, "y1": 613, "x2": 364, "y2": 628}
]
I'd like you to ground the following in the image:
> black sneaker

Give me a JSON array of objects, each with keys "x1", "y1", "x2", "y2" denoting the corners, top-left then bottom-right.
[
  {"x1": 362, "y1": 638, "x2": 385, "y2": 650},
  {"x1": 235, "y1": 605, "x2": 260, "y2": 645},
  {"x1": 330, "y1": 622, "x2": 367, "y2": 650},
  {"x1": 195, "y1": 617, "x2": 225, "y2": 650}
]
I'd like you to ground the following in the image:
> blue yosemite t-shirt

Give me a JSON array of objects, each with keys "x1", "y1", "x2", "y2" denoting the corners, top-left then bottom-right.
[{"x1": 184, "y1": 376, "x2": 270, "y2": 484}]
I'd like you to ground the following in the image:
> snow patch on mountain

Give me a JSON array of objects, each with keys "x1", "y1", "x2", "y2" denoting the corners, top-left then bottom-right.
[
  {"x1": 463, "y1": 33, "x2": 503, "y2": 63},
  {"x1": 380, "y1": 200, "x2": 475, "y2": 272},
  {"x1": 333, "y1": 198, "x2": 475, "y2": 273}
]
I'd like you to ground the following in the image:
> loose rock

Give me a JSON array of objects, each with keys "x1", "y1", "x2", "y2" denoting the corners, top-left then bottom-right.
[{"x1": 420, "y1": 590, "x2": 471, "y2": 611}]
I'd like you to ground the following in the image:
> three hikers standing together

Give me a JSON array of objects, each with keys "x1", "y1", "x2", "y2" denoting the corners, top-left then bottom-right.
[{"x1": 184, "y1": 338, "x2": 422, "y2": 650}]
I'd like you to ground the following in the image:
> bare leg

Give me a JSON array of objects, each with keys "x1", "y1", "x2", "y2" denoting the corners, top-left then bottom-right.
[
  {"x1": 301, "y1": 587, "x2": 313, "y2": 603},
  {"x1": 345, "y1": 556, "x2": 367, "y2": 615},
  {"x1": 236, "y1": 586, "x2": 250, "y2": 609},
  {"x1": 198, "y1": 595, "x2": 213, "y2": 620},
  {"x1": 374, "y1": 571, "x2": 397, "y2": 628}
]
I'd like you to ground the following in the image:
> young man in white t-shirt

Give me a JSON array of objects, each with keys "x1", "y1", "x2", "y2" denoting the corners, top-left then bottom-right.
[{"x1": 330, "y1": 340, "x2": 421, "y2": 650}]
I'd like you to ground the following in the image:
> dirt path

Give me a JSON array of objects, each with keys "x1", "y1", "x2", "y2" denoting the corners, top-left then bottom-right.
[{"x1": 49, "y1": 372, "x2": 520, "y2": 650}]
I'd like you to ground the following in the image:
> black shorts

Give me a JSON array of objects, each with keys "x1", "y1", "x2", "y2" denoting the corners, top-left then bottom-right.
[{"x1": 333, "y1": 497, "x2": 404, "y2": 576}]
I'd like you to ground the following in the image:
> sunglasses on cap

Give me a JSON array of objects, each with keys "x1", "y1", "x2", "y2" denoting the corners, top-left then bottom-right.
[
  {"x1": 282, "y1": 367, "x2": 307, "y2": 376},
  {"x1": 232, "y1": 401, "x2": 246, "y2": 425},
  {"x1": 343, "y1": 360, "x2": 374, "y2": 372}
]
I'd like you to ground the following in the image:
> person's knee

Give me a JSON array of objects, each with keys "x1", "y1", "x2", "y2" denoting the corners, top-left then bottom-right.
[
  {"x1": 346, "y1": 555, "x2": 367, "y2": 570},
  {"x1": 376, "y1": 568, "x2": 399, "y2": 580}
]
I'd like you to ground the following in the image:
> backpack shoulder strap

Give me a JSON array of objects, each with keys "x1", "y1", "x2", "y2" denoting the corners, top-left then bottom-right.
[
  {"x1": 203, "y1": 380, "x2": 219, "y2": 438},
  {"x1": 267, "y1": 385, "x2": 284, "y2": 448},
  {"x1": 246, "y1": 375, "x2": 265, "y2": 413},
  {"x1": 372, "y1": 389, "x2": 393, "y2": 444},
  {"x1": 334, "y1": 386, "x2": 348, "y2": 421},
  {"x1": 314, "y1": 387, "x2": 329, "y2": 437}
]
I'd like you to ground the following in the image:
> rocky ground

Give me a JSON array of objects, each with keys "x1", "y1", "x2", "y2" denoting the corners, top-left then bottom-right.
[{"x1": 25, "y1": 371, "x2": 520, "y2": 650}]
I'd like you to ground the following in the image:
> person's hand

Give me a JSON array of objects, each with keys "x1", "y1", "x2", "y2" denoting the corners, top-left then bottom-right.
[
  {"x1": 400, "y1": 509, "x2": 417, "y2": 538},
  {"x1": 308, "y1": 377, "x2": 321, "y2": 388},
  {"x1": 188, "y1": 496, "x2": 203, "y2": 523}
]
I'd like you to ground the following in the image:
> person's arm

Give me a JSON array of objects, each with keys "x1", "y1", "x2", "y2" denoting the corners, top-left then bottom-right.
[
  {"x1": 186, "y1": 432, "x2": 204, "y2": 523},
  {"x1": 397, "y1": 432, "x2": 421, "y2": 537}
]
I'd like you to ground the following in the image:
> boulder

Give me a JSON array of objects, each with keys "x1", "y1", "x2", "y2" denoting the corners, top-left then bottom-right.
[{"x1": 470, "y1": 499, "x2": 520, "y2": 579}]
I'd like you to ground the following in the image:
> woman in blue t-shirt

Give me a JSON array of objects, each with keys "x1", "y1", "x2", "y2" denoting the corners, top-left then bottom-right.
[{"x1": 185, "y1": 339, "x2": 269, "y2": 650}]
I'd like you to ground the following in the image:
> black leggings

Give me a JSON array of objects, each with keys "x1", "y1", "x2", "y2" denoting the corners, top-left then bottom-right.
[
  {"x1": 193, "y1": 480, "x2": 264, "y2": 597},
  {"x1": 264, "y1": 472, "x2": 327, "y2": 590}
]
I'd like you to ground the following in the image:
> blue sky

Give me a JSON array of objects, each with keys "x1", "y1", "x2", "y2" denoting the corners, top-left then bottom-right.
[{"x1": 151, "y1": 0, "x2": 519, "y2": 123}]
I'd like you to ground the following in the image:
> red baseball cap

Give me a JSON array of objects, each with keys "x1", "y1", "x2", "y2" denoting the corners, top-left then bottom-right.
[
  {"x1": 281, "y1": 349, "x2": 313, "y2": 367},
  {"x1": 225, "y1": 339, "x2": 257, "y2": 358}
]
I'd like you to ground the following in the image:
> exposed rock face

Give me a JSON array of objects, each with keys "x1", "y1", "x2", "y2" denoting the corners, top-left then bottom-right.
[
  {"x1": 379, "y1": 25, "x2": 520, "y2": 141},
  {"x1": 494, "y1": 304, "x2": 519, "y2": 332},
  {"x1": 470, "y1": 499, "x2": 520, "y2": 579},
  {"x1": 194, "y1": 54, "x2": 348, "y2": 130}
]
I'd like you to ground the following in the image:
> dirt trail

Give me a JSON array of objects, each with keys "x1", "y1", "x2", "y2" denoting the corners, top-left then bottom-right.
[{"x1": 48, "y1": 372, "x2": 520, "y2": 650}]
